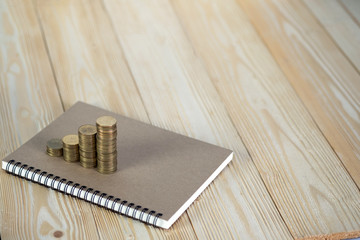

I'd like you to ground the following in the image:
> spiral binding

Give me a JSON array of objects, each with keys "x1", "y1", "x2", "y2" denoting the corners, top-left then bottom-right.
[{"x1": 5, "y1": 160, "x2": 163, "y2": 226}]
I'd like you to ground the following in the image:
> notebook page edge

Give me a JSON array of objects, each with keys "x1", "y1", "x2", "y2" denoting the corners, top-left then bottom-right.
[{"x1": 166, "y1": 151, "x2": 234, "y2": 228}]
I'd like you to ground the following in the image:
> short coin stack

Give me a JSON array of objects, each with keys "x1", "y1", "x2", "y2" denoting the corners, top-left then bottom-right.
[
  {"x1": 62, "y1": 134, "x2": 80, "y2": 162},
  {"x1": 46, "y1": 138, "x2": 63, "y2": 157},
  {"x1": 78, "y1": 124, "x2": 97, "y2": 168},
  {"x1": 96, "y1": 116, "x2": 117, "y2": 174}
]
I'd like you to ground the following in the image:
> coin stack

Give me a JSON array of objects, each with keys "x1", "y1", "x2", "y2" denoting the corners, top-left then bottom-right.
[
  {"x1": 62, "y1": 134, "x2": 80, "y2": 162},
  {"x1": 46, "y1": 138, "x2": 63, "y2": 157},
  {"x1": 96, "y1": 116, "x2": 117, "y2": 174},
  {"x1": 78, "y1": 124, "x2": 97, "y2": 168}
]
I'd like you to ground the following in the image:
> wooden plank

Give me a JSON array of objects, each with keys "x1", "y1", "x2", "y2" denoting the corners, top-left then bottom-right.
[
  {"x1": 0, "y1": 1, "x2": 101, "y2": 239},
  {"x1": 34, "y1": 0, "x2": 148, "y2": 121},
  {"x1": 341, "y1": 0, "x2": 360, "y2": 25},
  {"x1": 304, "y1": 0, "x2": 360, "y2": 71},
  {"x1": 35, "y1": 0, "x2": 198, "y2": 239},
  {"x1": 171, "y1": 0, "x2": 360, "y2": 238},
  {"x1": 239, "y1": 0, "x2": 360, "y2": 189},
  {"x1": 103, "y1": 0, "x2": 293, "y2": 239}
]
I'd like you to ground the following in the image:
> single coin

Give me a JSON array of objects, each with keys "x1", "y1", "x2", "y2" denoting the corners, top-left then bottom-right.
[
  {"x1": 62, "y1": 134, "x2": 79, "y2": 146},
  {"x1": 47, "y1": 138, "x2": 63, "y2": 150},
  {"x1": 96, "y1": 116, "x2": 117, "y2": 128},
  {"x1": 78, "y1": 124, "x2": 97, "y2": 136}
]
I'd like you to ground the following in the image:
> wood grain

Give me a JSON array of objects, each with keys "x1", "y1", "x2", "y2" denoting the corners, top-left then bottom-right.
[
  {"x1": 171, "y1": 0, "x2": 360, "y2": 238},
  {"x1": 304, "y1": 0, "x2": 360, "y2": 72},
  {"x1": 0, "y1": 0, "x2": 100, "y2": 239},
  {"x1": 341, "y1": 0, "x2": 360, "y2": 25},
  {"x1": 34, "y1": 0, "x2": 148, "y2": 122},
  {"x1": 35, "y1": 0, "x2": 197, "y2": 239},
  {"x1": 103, "y1": 0, "x2": 293, "y2": 239},
  {"x1": 2, "y1": 0, "x2": 360, "y2": 238},
  {"x1": 239, "y1": 0, "x2": 360, "y2": 189}
]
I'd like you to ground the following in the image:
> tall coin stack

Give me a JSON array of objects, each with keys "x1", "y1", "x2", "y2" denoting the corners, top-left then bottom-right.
[
  {"x1": 62, "y1": 134, "x2": 80, "y2": 162},
  {"x1": 96, "y1": 116, "x2": 117, "y2": 174},
  {"x1": 78, "y1": 124, "x2": 97, "y2": 168}
]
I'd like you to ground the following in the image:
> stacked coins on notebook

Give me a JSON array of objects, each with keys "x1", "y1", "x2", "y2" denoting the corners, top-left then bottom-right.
[
  {"x1": 62, "y1": 134, "x2": 80, "y2": 162},
  {"x1": 46, "y1": 138, "x2": 63, "y2": 157},
  {"x1": 96, "y1": 116, "x2": 117, "y2": 174},
  {"x1": 78, "y1": 124, "x2": 97, "y2": 168}
]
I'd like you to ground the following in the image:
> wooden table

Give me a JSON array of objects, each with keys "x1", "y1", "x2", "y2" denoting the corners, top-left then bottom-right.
[{"x1": 1, "y1": 0, "x2": 360, "y2": 239}]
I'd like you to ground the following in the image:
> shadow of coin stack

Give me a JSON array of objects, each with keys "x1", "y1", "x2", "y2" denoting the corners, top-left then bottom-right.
[
  {"x1": 96, "y1": 116, "x2": 117, "y2": 174},
  {"x1": 62, "y1": 134, "x2": 80, "y2": 162},
  {"x1": 78, "y1": 124, "x2": 97, "y2": 168}
]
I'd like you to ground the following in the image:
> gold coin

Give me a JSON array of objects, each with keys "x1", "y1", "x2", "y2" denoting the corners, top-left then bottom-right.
[
  {"x1": 63, "y1": 147, "x2": 79, "y2": 152},
  {"x1": 97, "y1": 167, "x2": 117, "y2": 174},
  {"x1": 95, "y1": 116, "x2": 117, "y2": 174},
  {"x1": 80, "y1": 150, "x2": 97, "y2": 158},
  {"x1": 47, "y1": 138, "x2": 63, "y2": 150},
  {"x1": 46, "y1": 150, "x2": 62, "y2": 157},
  {"x1": 96, "y1": 116, "x2": 117, "y2": 128},
  {"x1": 79, "y1": 142, "x2": 96, "y2": 147},
  {"x1": 63, "y1": 152, "x2": 79, "y2": 156},
  {"x1": 47, "y1": 148, "x2": 62, "y2": 154},
  {"x1": 78, "y1": 124, "x2": 97, "y2": 136},
  {"x1": 80, "y1": 161, "x2": 97, "y2": 168},
  {"x1": 63, "y1": 156, "x2": 79, "y2": 162},
  {"x1": 96, "y1": 124, "x2": 117, "y2": 129},
  {"x1": 97, "y1": 127, "x2": 117, "y2": 133},
  {"x1": 97, "y1": 143, "x2": 116, "y2": 149},
  {"x1": 46, "y1": 139, "x2": 63, "y2": 157},
  {"x1": 63, "y1": 154, "x2": 79, "y2": 159},
  {"x1": 97, "y1": 129, "x2": 116, "y2": 135},
  {"x1": 46, "y1": 147, "x2": 62, "y2": 153},
  {"x1": 79, "y1": 144, "x2": 96, "y2": 148},
  {"x1": 97, "y1": 152, "x2": 117, "y2": 160},
  {"x1": 97, "y1": 135, "x2": 117, "y2": 141},
  {"x1": 62, "y1": 134, "x2": 79, "y2": 146},
  {"x1": 97, "y1": 149, "x2": 116, "y2": 155},
  {"x1": 97, "y1": 159, "x2": 116, "y2": 165},
  {"x1": 79, "y1": 142, "x2": 93, "y2": 146},
  {"x1": 79, "y1": 138, "x2": 96, "y2": 143},
  {"x1": 80, "y1": 156, "x2": 97, "y2": 161},
  {"x1": 97, "y1": 164, "x2": 116, "y2": 169},
  {"x1": 62, "y1": 139, "x2": 79, "y2": 162},
  {"x1": 96, "y1": 141, "x2": 116, "y2": 148}
]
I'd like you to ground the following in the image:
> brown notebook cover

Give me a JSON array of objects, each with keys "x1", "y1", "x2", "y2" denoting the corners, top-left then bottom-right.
[{"x1": 2, "y1": 102, "x2": 233, "y2": 229}]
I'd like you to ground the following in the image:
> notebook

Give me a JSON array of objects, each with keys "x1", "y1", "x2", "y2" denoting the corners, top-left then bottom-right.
[{"x1": 2, "y1": 102, "x2": 233, "y2": 229}]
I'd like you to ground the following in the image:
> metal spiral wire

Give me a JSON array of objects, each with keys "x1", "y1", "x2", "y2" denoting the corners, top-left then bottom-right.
[{"x1": 5, "y1": 160, "x2": 163, "y2": 226}]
